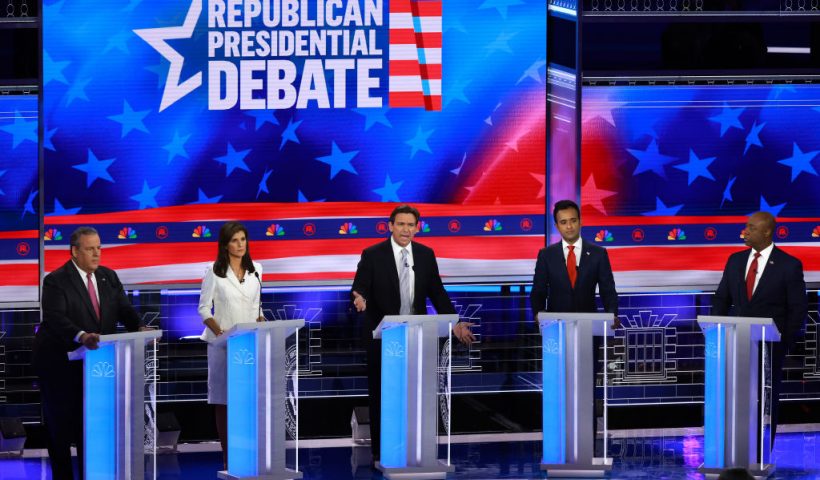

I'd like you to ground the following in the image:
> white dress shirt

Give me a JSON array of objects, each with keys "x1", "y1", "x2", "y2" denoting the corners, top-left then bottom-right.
[
  {"x1": 391, "y1": 237, "x2": 415, "y2": 305},
  {"x1": 561, "y1": 238, "x2": 582, "y2": 266},
  {"x1": 745, "y1": 243, "x2": 774, "y2": 296},
  {"x1": 198, "y1": 261, "x2": 263, "y2": 342},
  {"x1": 72, "y1": 260, "x2": 100, "y2": 343}
]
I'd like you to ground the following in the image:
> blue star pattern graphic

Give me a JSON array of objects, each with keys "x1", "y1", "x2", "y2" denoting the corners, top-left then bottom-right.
[
  {"x1": 778, "y1": 143, "x2": 819, "y2": 182},
  {"x1": 130, "y1": 181, "x2": 161, "y2": 209},
  {"x1": 708, "y1": 103, "x2": 745, "y2": 137},
  {"x1": 73, "y1": 150, "x2": 116, "y2": 187},
  {"x1": 215, "y1": 143, "x2": 252, "y2": 177},
  {"x1": 584, "y1": 85, "x2": 820, "y2": 218},
  {"x1": 316, "y1": 142, "x2": 359, "y2": 180},
  {"x1": 373, "y1": 175, "x2": 403, "y2": 202},
  {"x1": 674, "y1": 149, "x2": 716, "y2": 186},
  {"x1": 0, "y1": 110, "x2": 37, "y2": 149},
  {"x1": 0, "y1": 95, "x2": 39, "y2": 295},
  {"x1": 108, "y1": 100, "x2": 151, "y2": 138},
  {"x1": 627, "y1": 138, "x2": 677, "y2": 179}
]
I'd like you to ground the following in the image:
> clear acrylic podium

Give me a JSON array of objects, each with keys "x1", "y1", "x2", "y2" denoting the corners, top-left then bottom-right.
[
  {"x1": 213, "y1": 320, "x2": 305, "y2": 480},
  {"x1": 697, "y1": 315, "x2": 780, "y2": 477},
  {"x1": 538, "y1": 312, "x2": 614, "y2": 477},
  {"x1": 68, "y1": 329, "x2": 162, "y2": 480},
  {"x1": 373, "y1": 314, "x2": 458, "y2": 480}
]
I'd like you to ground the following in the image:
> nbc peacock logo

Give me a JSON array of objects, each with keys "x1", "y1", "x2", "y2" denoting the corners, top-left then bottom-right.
[
  {"x1": 483, "y1": 219, "x2": 502, "y2": 232},
  {"x1": 812, "y1": 226, "x2": 820, "y2": 238},
  {"x1": 339, "y1": 222, "x2": 358, "y2": 235},
  {"x1": 667, "y1": 228, "x2": 687, "y2": 241},
  {"x1": 192, "y1": 225, "x2": 212, "y2": 238},
  {"x1": 595, "y1": 229, "x2": 613, "y2": 242},
  {"x1": 418, "y1": 220, "x2": 431, "y2": 233},
  {"x1": 44, "y1": 228, "x2": 63, "y2": 241},
  {"x1": 266, "y1": 224, "x2": 285, "y2": 237},
  {"x1": 118, "y1": 227, "x2": 137, "y2": 239}
]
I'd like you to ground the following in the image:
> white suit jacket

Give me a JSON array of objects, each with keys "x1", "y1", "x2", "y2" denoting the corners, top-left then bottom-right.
[{"x1": 198, "y1": 261, "x2": 263, "y2": 342}]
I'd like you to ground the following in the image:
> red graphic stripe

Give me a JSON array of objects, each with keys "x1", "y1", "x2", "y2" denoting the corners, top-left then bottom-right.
[
  {"x1": 420, "y1": 64, "x2": 442, "y2": 79},
  {"x1": 586, "y1": 216, "x2": 820, "y2": 226},
  {"x1": 411, "y1": 1, "x2": 442, "y2": 16},
  {"x1": 0, "y1": 230, "x2": 38, "y2": 239},
  {"x1": 424, "y1": 95, "x2": 442, "y2": 111},
  {"x1": 609, "y1": 245, "x2": 820, "y2": 271},
  {"x1": 415, "y1": 32, "x2": 442, "y2": 49},
  {"x1": 389, "y1": 29, "x2": 417, "y2": 44},
  {"x1": 389, "y1": 91, "x2": 426, "y2": 107},
  {"x1": 0, "y1": 264, "x2": 38, "y2": 286},
  {"x1": 389, "y1": 60, "x2": 422, "y2": 76},
  {"x1": 390, "y1": 0, "x2": 412, "y2": 13}
]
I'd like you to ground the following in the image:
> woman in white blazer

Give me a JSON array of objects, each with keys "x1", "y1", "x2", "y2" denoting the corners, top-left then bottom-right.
[{"x1": 198, "y1": 221, "x2": 264, "y2": 469}]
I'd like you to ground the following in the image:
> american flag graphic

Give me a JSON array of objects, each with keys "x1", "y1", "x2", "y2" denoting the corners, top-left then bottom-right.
[{"x1": 388, "y1": 0, "x2": 442, "y2": 111}]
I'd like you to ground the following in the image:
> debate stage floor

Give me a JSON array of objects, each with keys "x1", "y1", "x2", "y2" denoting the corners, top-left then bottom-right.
[{"x1": 2, "y1": 427, "x2": 819, "y2": 479}]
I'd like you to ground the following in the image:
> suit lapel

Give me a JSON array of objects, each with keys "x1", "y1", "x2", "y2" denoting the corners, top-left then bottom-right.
[
  {"x1": 382, "y1": 240, "x2": 401, "y2": 302},
  {"x1": 551, "y1": 243, "x2": 572, "y2": 289},
  {"x1": 751, "y1": 247, "x2": 778, "y2": 302},
  {"x1": 67, "y1": 261, "x2": 98, "y2": 322},
  {"x1": 226, "y1": 268, "x2": 250, "y2": 299}
]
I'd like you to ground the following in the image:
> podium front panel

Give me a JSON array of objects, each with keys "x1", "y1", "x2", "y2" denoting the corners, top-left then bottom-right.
[
  {"x1": 381, "y1": 324, "x2": 408, "y2": 468},
  {"x1": 541, "y1": 321, "x2": 566, "y2": 464},
  {"x1": 702, "y1": 324, "x2": 726, "y2": 469},
  {"x1": 227, "y1": 331, "x2": 259, "y2": 477},
  {"x1": 84, "y1": 343, "x2": 118, "y2": 478}
]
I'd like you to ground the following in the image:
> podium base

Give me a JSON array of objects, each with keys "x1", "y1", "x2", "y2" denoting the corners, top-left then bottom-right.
[
  {"x1": 699, "y1": 463, "x2": 775, "y2": 479},
  {"x1": 217, "y1": 468, "x2": 303, "y2": 480},
  {"x1": 541, "y1": 457, "x2": 613, "y2": 477},
  {"x1": 376, "y1": 459, "x2": 455, "y2": 479}
]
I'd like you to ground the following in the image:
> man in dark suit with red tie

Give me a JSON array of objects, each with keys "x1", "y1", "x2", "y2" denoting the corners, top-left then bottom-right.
[
  {"x1": 713, "y1": 211, "x2": 807, "y2": 445},
  {"x1": 351, "y1": 205, "x2": 474, "y2": 463},
  {"x1": 32, "y1": 226, "x2": 144, "y2": 480},
  {"x1": 530, "y1": 199, "x2": 619, "y2": 450}
]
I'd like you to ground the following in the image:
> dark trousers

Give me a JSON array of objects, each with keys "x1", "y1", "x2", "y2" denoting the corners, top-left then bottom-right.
[
  {"x1": 366, "y1": 338, "x2": 382, "y2": 461},
  {"x1": 39, "y1": 359, "x2": 84, "y2": 480}
]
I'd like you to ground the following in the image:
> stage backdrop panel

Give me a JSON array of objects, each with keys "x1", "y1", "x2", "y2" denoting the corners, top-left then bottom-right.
[
  {"x1": 42, "y1": 0, "x2": 547, "y2": 284},
  {"x1": 581, "y1": 84, "x2": 820, "y2": 287},
  {"x1": 0, "y1": 96, "x2": 39, "y2": 303}
]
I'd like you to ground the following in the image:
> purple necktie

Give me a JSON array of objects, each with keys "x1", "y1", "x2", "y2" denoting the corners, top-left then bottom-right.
[{"x1": 87, "y1": 273, "x2": 101, "y2": 321}]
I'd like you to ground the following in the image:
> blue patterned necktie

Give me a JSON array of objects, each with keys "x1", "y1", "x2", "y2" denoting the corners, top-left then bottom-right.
[{"x1": 399, "y1": 248, "x2": 412, "y2": 315}]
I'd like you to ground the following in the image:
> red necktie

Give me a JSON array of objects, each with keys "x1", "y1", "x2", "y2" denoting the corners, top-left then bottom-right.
[
  {"x1": 567, "y1": 245, "x2": 577, "y2": 288},
  {"x1": 745, "y1": 252, "x2": 761, "y2": 300},
  {"x1": 87, "y1": 273, "x2": 101, "y2": 321}
]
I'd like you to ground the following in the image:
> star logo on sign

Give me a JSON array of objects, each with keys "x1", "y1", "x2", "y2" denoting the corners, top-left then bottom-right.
[{"x1": 133, "y1": 0, "x2": 202, "y2": 112}]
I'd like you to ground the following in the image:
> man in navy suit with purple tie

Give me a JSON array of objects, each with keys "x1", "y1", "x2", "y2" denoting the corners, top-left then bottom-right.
[{"x1": 713, "y1": 211, "x2": 808, "y2": 445}]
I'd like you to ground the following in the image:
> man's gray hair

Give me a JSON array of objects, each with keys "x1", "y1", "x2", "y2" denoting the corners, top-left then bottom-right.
[{"x1": 69, "y1": 226, "x2": 99, "y2": 248}]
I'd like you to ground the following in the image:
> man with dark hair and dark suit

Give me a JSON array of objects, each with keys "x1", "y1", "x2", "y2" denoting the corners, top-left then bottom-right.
[
  {"x1": 530, "y1": 199, "x2": 619, "y2": 318},
  {"x1": 32, "y1": 226, "x2": 144, "y2": 480},
  {"x1": 351, "y1": 204, "x2": 474, "y2": 463},
  {"x1": 713, "y1": 211, "x2": 807, "y2": 446},
  {"x1": 530, "y1": 199, "x2": 619, "y2": 451}
]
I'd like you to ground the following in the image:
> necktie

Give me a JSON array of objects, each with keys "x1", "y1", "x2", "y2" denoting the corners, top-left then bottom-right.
[
  {"x1": 567, "y1": 245, "x2": 577, "y2": 288},
  {"x1": 746, "y1": 252, "x2": 761, "y2": 300},
  {"x1": 87, "y1": 272, "x2": 101, "y2": 321},
  {"x1": 399, "y1": 248, "x2": 412, "y2": 315}
]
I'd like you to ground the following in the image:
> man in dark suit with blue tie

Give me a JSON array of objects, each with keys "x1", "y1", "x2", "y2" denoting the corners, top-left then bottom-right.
[
  {"x1": 530, "y1": 200, "x2": 619, "y2": 450},
  {"x1": 351, "y1": 205, "x2": 474, "y2": 463},
  {"x1": 712, "y1": 211, "x2": 807, "y2": 445},
  {"x1": 32, "y1": 226, "x2": 144, "y2": 480}
]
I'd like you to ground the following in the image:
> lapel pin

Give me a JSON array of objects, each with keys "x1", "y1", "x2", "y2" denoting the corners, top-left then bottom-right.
[
  {"x1": 585, "y1": 251, "x2": 590, "y2": 256},
  {"x1": 769, "y1": 260, "x2": 774, "y2": 265}
]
